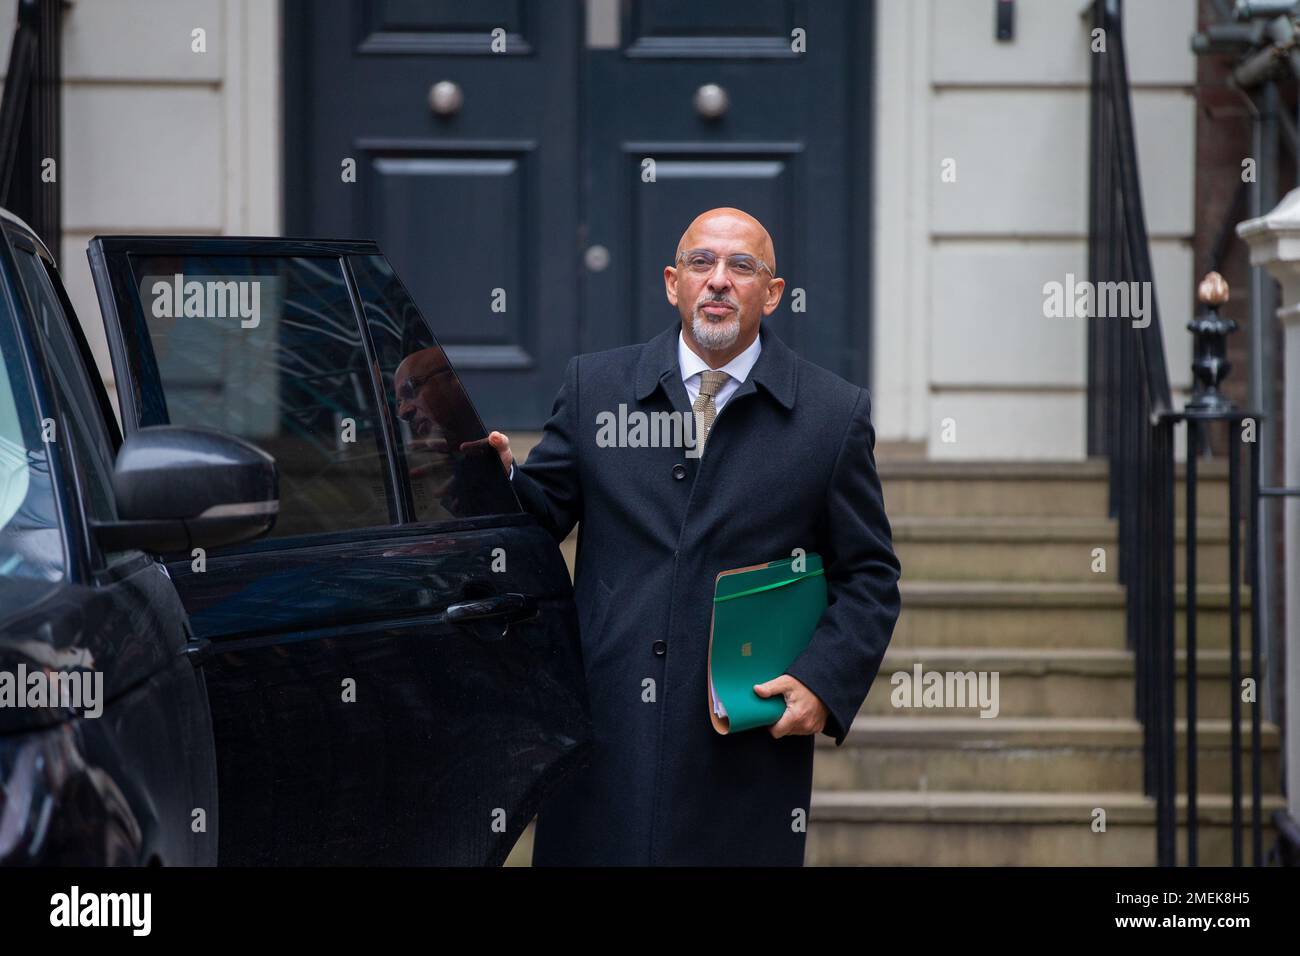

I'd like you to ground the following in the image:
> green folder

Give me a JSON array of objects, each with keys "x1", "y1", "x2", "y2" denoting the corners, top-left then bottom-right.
[{"x1": 707, "y1": 553, "x2": 828, "y2": 735}]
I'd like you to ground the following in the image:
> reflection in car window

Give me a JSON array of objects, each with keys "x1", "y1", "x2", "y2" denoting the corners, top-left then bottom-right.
[
  {"x1": 349, "y1": 254, "x2": 519, "y2": 523},
  {"x1": 11, "y1": 248, "x2": 119, "y2": 525},
  {"x1": 0, "y1": 274, "x2": 63, "y2": 583},
  {"x1": 128, "y1": 255, "x2": 394, "y2": 538}
]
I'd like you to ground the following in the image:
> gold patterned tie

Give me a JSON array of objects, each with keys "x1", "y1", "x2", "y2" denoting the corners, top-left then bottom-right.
[{"x1": 692, "y1": 370, "x2": 730, "y2": 454}]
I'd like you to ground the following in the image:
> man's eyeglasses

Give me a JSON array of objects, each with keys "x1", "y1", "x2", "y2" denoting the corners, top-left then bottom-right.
[
  {"x1": 676, "y1": 248, "x2": 773, "y2": 279},
  {"x1": 396, "y1": 365, "x2": 455, "y2": 403}
]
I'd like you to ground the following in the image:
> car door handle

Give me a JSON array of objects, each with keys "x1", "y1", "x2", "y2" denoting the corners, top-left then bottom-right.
[
  {"x1": 444, "y1": 592, "x2": 537, "y2": 624},
  {"x1": 183, "y1": 636, "x2": 212, "y2": 667}
]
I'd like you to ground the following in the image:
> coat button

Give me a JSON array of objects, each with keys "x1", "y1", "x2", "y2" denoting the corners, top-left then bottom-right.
[
  {"x1": 672, "y1": 464, "x2": 686, "y2": 480},
  {"x1": 652, "y1": 640, "x2": 667, "y2": 656}
]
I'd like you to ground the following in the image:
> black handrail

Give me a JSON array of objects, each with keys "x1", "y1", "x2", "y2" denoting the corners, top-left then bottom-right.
[
  {"x1": 1088, "y1": 0, "x2": 1172, "y2": 421},
  {"x1": 1087, "y1": 0, "x2": 1179, "y2": 865}
]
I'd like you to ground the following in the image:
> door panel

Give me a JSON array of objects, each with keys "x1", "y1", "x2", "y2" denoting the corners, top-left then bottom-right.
[
  {"x1": 356, "y1": 0, "x2": 535, "y2": 55},
  {"x1": 285, "y1": 0, "x2": 580, "y2": 429},
  {"x1": 168, "y1": 518, "x2": 588, "y2": 865},
  {"x1": 88, "y1": 236, "x2": 592, "y2": 864},
  {"x1": 629, "y1": 151, "x2": 793, "y2": 345},
  {"x1": 360, "y1": 148, "x2": 536, "y2": 375},
  {"x1": 585, "y1": 0, "x2": 863, "y2": 380},
  {"x1": 622, "y1": 0, "x2": 807, "y2": 58}
]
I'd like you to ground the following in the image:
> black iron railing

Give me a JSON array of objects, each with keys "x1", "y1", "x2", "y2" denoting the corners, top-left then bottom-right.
[
  {"x1": 0, "y1": 0, "x2": 64, "y2": 251},
  {"x1": 1088, "y1": 0, "x2": 1178, "y2": 865},
  {"x1": 1088, "y1": 0, "x2": 1273, "y2": 866}
]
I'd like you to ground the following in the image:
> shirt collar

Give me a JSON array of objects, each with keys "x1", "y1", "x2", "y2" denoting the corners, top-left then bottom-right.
[
  {"x1": 635, "y1": 321, "x2": 797, "y2": 411},
  {"x1": 677, "y1": 327, "x2": 762, "y2": 385}
]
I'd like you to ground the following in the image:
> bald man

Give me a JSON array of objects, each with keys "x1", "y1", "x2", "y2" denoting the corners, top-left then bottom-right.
[{"x1": 489, "y1": 208, "x2": 901, "y2": 866}]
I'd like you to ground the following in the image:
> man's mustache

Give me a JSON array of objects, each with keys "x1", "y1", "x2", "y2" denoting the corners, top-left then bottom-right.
[{"x1": 697, "y1": 295, "x2": 739, "y2": 311}]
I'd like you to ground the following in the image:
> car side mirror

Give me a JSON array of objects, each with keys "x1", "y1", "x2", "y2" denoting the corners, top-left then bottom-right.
[{"x1": 93, "y1": 425, "x2": 278, "y2": 554}]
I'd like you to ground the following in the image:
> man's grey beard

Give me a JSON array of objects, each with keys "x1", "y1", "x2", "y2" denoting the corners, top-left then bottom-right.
[{"x1": 691, "y1": 307, "x2": 741, "y2": 350}]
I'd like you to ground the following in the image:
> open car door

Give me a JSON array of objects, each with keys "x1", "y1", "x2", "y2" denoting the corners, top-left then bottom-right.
[{"x1": 87, "y1": 236, "x2": 592, "y2": 865}]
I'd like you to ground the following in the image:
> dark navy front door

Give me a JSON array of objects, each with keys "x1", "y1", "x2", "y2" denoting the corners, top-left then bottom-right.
[
  {"x1": 285, "y1": 0, "x2": 582, "y2": 429},
  {"x1": 286, "y1": 0, "x2": 870, "y2": 427}
]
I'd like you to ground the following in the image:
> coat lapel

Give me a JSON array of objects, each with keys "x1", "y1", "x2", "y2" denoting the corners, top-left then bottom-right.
[{"x1": 633, "y1": 320, "x2": 799, "y2": 416}]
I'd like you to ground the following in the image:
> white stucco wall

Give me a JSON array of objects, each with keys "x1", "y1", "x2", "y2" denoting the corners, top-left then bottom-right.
[
  {"x1": 871, "y1": 0, "x2": 1198, "y2": 459},
  {"x1": 1, "y1": 0, "x2": 281, "y2": 409}
]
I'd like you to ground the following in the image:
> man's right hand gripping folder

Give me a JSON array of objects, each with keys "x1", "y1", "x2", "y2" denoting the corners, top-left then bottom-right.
[{"x1": 707, "y1": 553, "x2": 828, "y2": 735}]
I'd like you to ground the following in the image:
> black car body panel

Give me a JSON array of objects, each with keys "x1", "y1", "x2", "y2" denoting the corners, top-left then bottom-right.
[
  {"x1": 162, "y1": 517, "x2": 590, "y2": 865},
  {"x1": 0, "y1": 213, "x2": 217, "y2": 865}
]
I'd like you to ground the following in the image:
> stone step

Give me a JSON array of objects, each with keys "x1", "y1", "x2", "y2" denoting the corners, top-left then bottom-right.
[
  {"x1": 893, "y1": 517, "x2": 1241, "y2": 585},
  {"x1": 813, "y1": 716, "x2": 1282, "y2": 794},
  {"x1": 806, "y1": 790, "x2": 1286, "y2": 865},
  {"x1": 867, "y1": 648, "x2": 1259, "y2": 719},
  {"x1": 881, "y1": 460, "x2": 1230, "y2": 519},
  {"x1": 894, "y1": 582, "x2": 1251, "y2": 650}
]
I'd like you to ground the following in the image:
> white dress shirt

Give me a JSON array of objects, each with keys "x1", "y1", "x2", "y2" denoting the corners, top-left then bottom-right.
[
  {"x1": 676, "y1": 327, "x2": 761, "y2": 414},
  {"x1": 509, "y1": 327, "x2": 762, "y2": 479}
]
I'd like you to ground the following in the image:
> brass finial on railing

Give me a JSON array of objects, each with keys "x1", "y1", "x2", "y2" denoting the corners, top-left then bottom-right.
[
  {"x1": 1197, "y1": 270, "x2": 1230, "y2": 307},
  {"x1": 1187, "y1": 271, "x2": 1238, "y2": 412}
]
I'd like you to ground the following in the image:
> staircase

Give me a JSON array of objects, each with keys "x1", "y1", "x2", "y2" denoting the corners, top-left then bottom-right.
[{"x1": 807, "y1": 459, "x2": 1286, "y2": 866}]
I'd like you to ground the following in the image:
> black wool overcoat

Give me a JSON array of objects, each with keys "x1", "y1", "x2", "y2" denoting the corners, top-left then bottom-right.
[{"x1": 512, "y1": 320, "x2": 902, "y2": 866}]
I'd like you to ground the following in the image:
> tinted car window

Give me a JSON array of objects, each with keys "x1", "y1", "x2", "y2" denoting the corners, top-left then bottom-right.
[
  {"x1": 350, "y1": 254, "x2": 519, "y2": 522},
  {"x1": 0, "y1": 264, "x2": 63, "y2": 583},
  {"x1": 11, "y1": 248, "x2": 118, "y2": 525},
  {"x1": 125, "y1": 255, "x2": 394, "y2": 538}
]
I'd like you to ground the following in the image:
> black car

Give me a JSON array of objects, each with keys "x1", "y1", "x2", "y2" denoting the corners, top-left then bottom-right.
[{"x1": 0, "y1": 208, "x2": 591, "y2": 865}]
